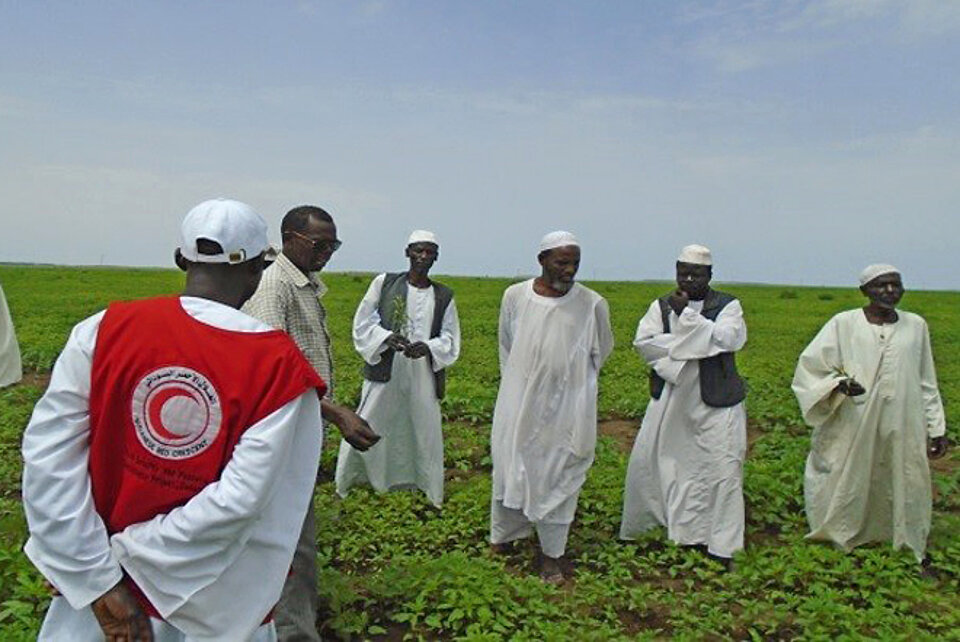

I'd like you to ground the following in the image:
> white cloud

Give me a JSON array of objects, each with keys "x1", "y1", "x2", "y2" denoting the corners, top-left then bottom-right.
[
  {"x1": 0, "y1": 92, "x2": 36, "y2": 118},
  {"x1": 901, "y1": 0, "x2": 960, "y2": 36},
  {"x1": 692, "y1": 33, "x2": 843, "y2": 72},
  {"x1": 687, "y1": 0, "x2": 960, "y2": 73},
  {"x1": 360, "y1": 0, "x2": 388, "y2": 19},
  {"x1": 788, "y1": 0, "x2": 894, "y2": 30},
  {"x1": 0, "y1": 164, "x2": 389, "y2": 266}
]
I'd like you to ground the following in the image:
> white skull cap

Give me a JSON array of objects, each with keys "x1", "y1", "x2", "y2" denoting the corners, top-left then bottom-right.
[
  {"x1": 539, "y1": 230, "x2": 580, "y2": 253},
  {"x1": 179, "y1": 198, "x2": 269, "y2": 264},
  {"x1": 407, "y1": 230, "x2": 439, "y2": 246},
  {"x1": 677, "y1": 244, "x2": 712, "y2": 266},
  {"x1": 859, "y1": 263, "x2": 899, "y2": 286}
]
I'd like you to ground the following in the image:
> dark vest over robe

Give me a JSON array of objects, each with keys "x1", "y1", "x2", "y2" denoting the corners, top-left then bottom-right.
[
  {"x1": 649, "y1": 289, "x2": 746, "y2": 408},
  {"x1": 362, "y1": 272, "x2": 454, "y2": 399}
]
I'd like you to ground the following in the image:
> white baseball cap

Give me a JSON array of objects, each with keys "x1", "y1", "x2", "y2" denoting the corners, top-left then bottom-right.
[{"x1": 179, "y1": 198, "x2": 269, "y2": 264}]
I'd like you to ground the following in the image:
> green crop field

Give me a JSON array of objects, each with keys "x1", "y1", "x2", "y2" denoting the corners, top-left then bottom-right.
[{"x1": 0, "y1": 264, "x2": 957, "y2": 640}]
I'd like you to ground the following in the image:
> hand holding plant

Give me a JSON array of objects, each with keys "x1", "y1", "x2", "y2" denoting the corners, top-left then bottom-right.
[
  {"x1": 385, "y1": 332, "x2": 410, "y2": 353},
  {"x1": 833, "y1": 367, "x2": 865, "y2": 397}
]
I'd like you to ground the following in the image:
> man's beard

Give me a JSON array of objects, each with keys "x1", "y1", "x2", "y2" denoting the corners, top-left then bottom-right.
[{"x1": 551, "y1": 278, "x2": 574, "y2": 293}]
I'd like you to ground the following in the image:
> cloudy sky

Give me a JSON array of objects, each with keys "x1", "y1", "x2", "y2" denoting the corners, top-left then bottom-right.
[{"x1": 1, "y1": 1, "x2": 958, "y2": 288}]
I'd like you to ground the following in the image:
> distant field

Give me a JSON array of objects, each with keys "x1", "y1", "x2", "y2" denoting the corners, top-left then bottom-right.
[{"x1": 0, "y1": 265, "x2": 957, "y2": 639}]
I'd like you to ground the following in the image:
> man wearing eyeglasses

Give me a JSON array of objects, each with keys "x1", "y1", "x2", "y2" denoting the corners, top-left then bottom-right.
[{"x1": 243, "y1": 204, "x2": 379, "y2": 642}]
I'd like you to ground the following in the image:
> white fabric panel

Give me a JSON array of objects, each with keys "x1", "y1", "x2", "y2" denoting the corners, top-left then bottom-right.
[{"x1": 0, "y1": 284, "x2": 21, "y2": 387}]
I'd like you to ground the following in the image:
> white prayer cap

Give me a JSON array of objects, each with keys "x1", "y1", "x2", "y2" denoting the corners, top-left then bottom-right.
[
  {"x1": 179, "y1": 198, "x2": 269, "y2": 264},
  {"x1": 677, "y1": 244, "x2": 712, "y2": 266},
  {"x1": 407, "y1": 230, "x2": 439, "y2": 246},
  {"x1": 539, "y1": 230, "x2": 580, "y2": 253},
  {"x1": 859, "y1": 263, "x2": 900, "y2": 286}
]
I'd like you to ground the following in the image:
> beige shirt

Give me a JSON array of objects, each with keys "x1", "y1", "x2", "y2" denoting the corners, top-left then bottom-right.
[{"x1": 243, "y1": 252, "x2": 334, "y2": 397}]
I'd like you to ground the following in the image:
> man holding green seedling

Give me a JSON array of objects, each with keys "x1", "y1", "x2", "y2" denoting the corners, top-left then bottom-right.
[
  {"x1": 490, "y1": 231, "x2": 614, "y2": 584},
  {"x1": 620, "y1": 244, "x2": 748, "y2": 566},
  {"x1": 793, "y1": 264, "x2": 947, "y2": 565},
  {"x1": 336, "y1": 230, "x2": 461, "y2": 508}
]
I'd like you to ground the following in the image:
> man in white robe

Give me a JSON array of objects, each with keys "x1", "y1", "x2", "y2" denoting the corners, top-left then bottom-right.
[
  {"x1": 620, "y1": 245, "x2": 748, "y2": 563},
  {"x1": 0, "y1": 283, "x2": 22, "y2": 387},
  {"x1": 489, "y1": 231, "x2": 614, "y2": 583},
  {"x1": 336, "y1": 231, "x2": 460, "y2": 507},
  {"x1": 21, "y1": 199, "x2": 326, "y2": 641},
  {"x1": 792, "y1": 264, "x2": 947, "y2": 562}
]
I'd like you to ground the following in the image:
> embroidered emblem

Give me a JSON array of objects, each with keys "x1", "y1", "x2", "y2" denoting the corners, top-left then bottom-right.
[{"x1": 131, "y1": 366, "x2": 222, "y2": 460}]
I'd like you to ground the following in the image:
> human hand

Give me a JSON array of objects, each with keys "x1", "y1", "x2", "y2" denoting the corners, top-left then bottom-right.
[
  {"x1": 384, "y1": 332, "x2": 409, "y2": 352},
  {"x1": 334, "y1": 408, "x2": 381, "y2": 451},
  {"x1": 91, "y1": 581, "x2": 154, "y2": 642},
  {"x1": 668, "y1": 289, "x2": 689, "y2": 316},
  {"x1": 836, "y1": 378, "x2": 866, "y2": 397},
  {"x1": 403, "y1": 341, "x2": 431, "y2": 359},
  {"x1": 928, "y1": 436, "x2": 948, "y2": 460}
]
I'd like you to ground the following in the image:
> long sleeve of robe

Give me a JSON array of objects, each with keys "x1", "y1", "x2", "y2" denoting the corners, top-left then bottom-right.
[
  {"x1": 620, "y1": 297, "x2": 748, "y2": 558},
  {"x1": 337, "y1": 274, "x2": 460, "y2": 507},
  {"x1": 792, "y1": 309, "x2": 946, "y2": 559},
  {"x1": 491, "y1": 280, "x2": 613, "y2": 524},
  {"x1": 22, "y1": 298, "x2": 322, "y2": 641}
]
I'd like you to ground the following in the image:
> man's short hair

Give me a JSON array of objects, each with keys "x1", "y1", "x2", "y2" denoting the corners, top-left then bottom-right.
[{"x1": 281, "y1": 206, "x2": 333, "y2": 234}]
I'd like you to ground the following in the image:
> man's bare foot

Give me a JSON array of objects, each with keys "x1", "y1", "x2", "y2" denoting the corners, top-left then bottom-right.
[
  {"x1": 540, "y1": 554, "x2": 564, "y2": 584},
  {"x1": 490, "y1": 542, "x2": 515, "y2": 555},
  {"x1": 920, "y1": 557, "x2": 938, "y2": 580}
]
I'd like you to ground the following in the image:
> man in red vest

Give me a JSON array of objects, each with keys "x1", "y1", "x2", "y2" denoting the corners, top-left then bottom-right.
[{"x1": 22, "y1": 198, "x2": 327, "y2": 641}]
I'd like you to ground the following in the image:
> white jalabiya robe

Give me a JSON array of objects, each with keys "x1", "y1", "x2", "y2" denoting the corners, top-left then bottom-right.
[
  {"x1": 22, "y1": 297, "x2": 323, "y2": 642},
  {"x1": 336, "y1": 274, "x2": 460, "y2": 507},
  {"x1": 620, "y1": 298, "x2": 748, "y2": 558},
  {"x1": 0, "y1": 284, "x2": 22, "y2": 387},
  {"x1": 792, "y1": 309, "x2": 946, "y2": 560},
  {"x1": 490, "y1": 280, "x2": 613, "y2": 546}
]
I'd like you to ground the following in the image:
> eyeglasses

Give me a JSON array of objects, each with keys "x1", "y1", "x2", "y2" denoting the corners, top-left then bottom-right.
[{"x1": 284, "y1": 230, "x2": 342, "y2": 254}]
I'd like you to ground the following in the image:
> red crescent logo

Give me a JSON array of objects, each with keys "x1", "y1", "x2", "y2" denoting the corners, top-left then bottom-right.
[
  {"x1": 131, "y1": 367, "x2": 222, "y2": 460},
  {"x1": 147, "y1": 387, "x2": 198, "y2": 443}
]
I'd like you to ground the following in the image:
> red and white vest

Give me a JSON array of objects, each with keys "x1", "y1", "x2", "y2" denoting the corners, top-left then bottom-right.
[{"x1": 87, "y1": 297, "x2": 324, "y2": 615}]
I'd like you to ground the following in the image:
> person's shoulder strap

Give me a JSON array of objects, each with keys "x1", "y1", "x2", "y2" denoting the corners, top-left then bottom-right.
[
  {"x1": 657, "y1": 295, "x2": 671, "y2": 333},
  {"x1": 431, "y1": 280, "x2": 454, "y2": 309},
  {"x1": 382, "y1": 272, "x2": 406, "y2": 290}
]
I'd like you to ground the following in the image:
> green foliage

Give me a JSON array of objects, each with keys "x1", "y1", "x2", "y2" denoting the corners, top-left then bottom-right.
[
  {"x1": 0, "y1": 387, "x2": 51, "y2": 638},
  {"x1": 0, "y1": 266, "x2": 958, "y2": 639}
]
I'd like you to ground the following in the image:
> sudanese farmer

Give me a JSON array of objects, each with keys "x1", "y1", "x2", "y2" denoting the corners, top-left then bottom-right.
[
  {"x1": 489, "y1": 231, "x2": 614, "y2": 584},
  {"x1": 792, "y1": 264, "x2": 947, "y2": 565},
  {"x1": 620, "y1": 244, "x2": 748, "y2": 566},
  {"x1": 336, "y1": 230, "x2": 460, "y2": 507}
]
